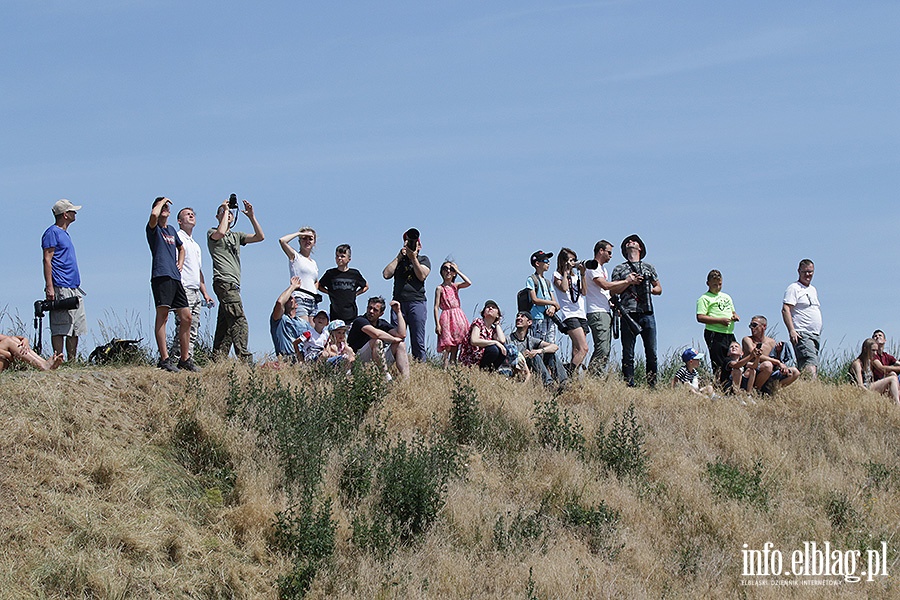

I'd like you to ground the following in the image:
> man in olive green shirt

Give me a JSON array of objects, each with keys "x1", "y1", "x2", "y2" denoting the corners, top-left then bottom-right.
[{"x1": 207, "y1": 197, "x2": 264, "y2": 361}]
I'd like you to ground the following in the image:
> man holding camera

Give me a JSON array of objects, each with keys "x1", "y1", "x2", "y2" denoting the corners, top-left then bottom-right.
[
  {"x1": 41, "y1": 199, "x2": 86, "y2": 362},
  {"x1": 610, "y1": 234, "x2": 662, "y2": 387},
  {"x1": 382, "y1": 228, "x2": 430, "y2": 361},
  {"x1": 208, "y1": 197, "x2": 265, "y2": 362}
]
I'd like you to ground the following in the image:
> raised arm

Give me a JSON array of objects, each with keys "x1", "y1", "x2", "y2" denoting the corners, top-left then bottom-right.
[
  {"x1": 272, "y1": 277, "x2": 302, "y2": 322},
  {"x1": 242, "y1": 200, "x2": 264, "y2": 244},
  {"x1": 209, "y1": 200, "x2": 230, "y2": 241},
  {"x1": 279, "y1": 230, "x2": 300, "y2": 260}
]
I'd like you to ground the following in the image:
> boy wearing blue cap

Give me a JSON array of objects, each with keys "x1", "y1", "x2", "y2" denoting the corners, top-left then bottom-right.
[{"x1": 673, "y1": 348, "x2": 715, "y2": 397}]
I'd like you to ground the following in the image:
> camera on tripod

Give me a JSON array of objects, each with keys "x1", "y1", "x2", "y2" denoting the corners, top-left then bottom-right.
[
  {"x1": 33, "y1": 296, "x2": 80, "y2": 355},
  {"x1": 34, "y1": 296, "x2": 79, "y2": 318}
]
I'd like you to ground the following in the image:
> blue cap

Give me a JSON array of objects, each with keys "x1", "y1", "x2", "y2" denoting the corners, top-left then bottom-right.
[{"x1": 681, "y1": 347, "x2": 705, "y2": 363}]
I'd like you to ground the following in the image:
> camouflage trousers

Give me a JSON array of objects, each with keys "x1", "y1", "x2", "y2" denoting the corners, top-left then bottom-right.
[{"x1": 212, "y1": 280, "x2": 252, "y2": 361}]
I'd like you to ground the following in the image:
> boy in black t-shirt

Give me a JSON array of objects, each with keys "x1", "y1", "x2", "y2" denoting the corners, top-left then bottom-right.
[{"x1": 318, "y1": 244, "x2": 368, "y2": 322}]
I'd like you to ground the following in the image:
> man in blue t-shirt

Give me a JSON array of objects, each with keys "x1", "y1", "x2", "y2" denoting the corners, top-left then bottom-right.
[
  {"x1": 147, "y1": 197, "x2": 198, "y2": 373},
  {"x1": 270, "y1": 277, "x2": 312, "y2": 361},
  {"x1": 41, "y1": 199, "x2": 87, "y2": 361}
]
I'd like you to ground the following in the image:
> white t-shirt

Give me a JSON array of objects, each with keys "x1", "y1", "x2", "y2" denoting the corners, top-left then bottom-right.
[
  {"x1": 783, "y1": 281, "x2": 822, "y2": 334},
  {"x1": 289, "y1": 253, "x2": 319, "y2": 294},
  {"x1": 304, "y1": 327, "x2": 328, "y2": 360},
  {"x1": 553, "y1": 271, "x2": 586, "y2": 320},
  {"x1": 177, "y1": 229, "x2": 202, "y2": 290},
  {"x1": 585, "y1": 264, "x2": 611, "y2": 314}
]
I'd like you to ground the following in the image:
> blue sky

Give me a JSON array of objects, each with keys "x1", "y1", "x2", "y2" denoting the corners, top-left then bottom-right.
[{"x1": 3, "y1": 1, "x2": 899, "y2": 363}]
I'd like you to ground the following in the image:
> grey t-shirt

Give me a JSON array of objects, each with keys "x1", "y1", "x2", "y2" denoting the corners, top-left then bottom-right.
[{"x1": 610, "y1": 261, "x2": 658, "y2": 314}]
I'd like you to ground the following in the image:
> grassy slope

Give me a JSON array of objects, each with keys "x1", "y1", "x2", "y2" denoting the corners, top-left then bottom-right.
[{"x1": 0, "y1": 361, "x2": 898, "y2": 599}]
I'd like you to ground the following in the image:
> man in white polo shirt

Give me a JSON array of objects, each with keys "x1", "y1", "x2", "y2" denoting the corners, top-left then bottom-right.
[{"x1": 170, "y1": 206, "x2": 215, "y2": 361}]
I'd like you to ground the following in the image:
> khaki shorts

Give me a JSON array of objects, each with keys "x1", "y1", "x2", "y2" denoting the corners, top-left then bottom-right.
[{"x1": 49, "y1": 287, "x2": 87, "y2": 337}]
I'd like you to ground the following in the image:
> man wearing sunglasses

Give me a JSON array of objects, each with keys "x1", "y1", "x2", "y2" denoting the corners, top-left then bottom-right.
[{"x1": 741, "y1": 315, "x2": 800, "y2": 392}]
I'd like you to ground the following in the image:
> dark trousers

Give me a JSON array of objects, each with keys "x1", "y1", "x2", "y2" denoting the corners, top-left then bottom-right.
[
  {"x1": 620, "y1": 313, "x2": 657, "y2": 387},
  {"x1": 704, "y1": 329, "x2": 735, "y2": 384}
]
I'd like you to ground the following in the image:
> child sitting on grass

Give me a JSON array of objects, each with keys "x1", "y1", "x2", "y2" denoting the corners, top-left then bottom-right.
[
  {"x1": 295, "y1": 310, "x2": 330, "y2": 362},
  {"x1": 672, "y1": 347, "x2": 716, "y2": 397},
  {"x1": 321, "y1": 320, "x2": 355, "y2": 367},
  {"x1": 724, "y1": 340, "x2": 762, "y2": 396}
]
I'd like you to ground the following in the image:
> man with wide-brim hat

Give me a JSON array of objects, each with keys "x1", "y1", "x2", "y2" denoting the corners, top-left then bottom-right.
[{"x1": 610, "y1": 234, "x2": 662, "y2": 387}]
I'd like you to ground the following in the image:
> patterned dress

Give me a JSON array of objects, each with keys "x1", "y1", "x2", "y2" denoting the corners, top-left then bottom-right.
[
  {"x1": 460, "y1": 318, "x2": 497, "y2": 366},
  {"x1": 437, "y1": 285, "x2": 470, "y2": 352}
]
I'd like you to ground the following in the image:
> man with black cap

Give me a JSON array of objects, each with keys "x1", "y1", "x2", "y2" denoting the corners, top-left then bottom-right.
[
  {"x1": 610, "y1": 234, "x2": 662, "y2": 387},
  {"x1": 382, "y1": 228, "x2": 431, "y2": 361},
  {"x1": 41, "y1": 199, "x2": 86, "y2": 362}
]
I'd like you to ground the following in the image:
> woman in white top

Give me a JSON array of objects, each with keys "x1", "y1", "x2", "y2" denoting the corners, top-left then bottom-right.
[
  {"x1": 279, "y1": 226, "x2": 319, "y2": 322},
  {"x1": 850, "y1": 337, "x2": 900, "y2": 405},
  {"x1": 553, "y1": 247, "x2": 589, "y2": 373}
]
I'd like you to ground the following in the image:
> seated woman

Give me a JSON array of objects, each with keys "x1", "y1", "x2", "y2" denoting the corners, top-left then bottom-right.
[
  {"x1": 0, "y1": 334, "x2": 63, "y2": 372},
  {"x1": 460, "y1": 300, "x2": 507, "y2": 371},
  {"x1": 850, "y1": 338, "x2": 900, "y2": 405}
]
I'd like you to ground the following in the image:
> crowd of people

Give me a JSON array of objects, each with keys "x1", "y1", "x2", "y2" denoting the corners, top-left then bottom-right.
[{"x1": 6, "y1": 196, "x2": 892, "y2": 404}]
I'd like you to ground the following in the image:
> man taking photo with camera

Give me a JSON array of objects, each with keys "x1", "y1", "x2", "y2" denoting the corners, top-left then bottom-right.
[
  {"x1": 41, "y1": 199, "x2": 86, "y2": 362},
  {"x1": 382, "y1": 228, "x2": 430, "y2": 361},
  {"x1": 610, "y1": 234, "x2": 662, "y2": 387}
]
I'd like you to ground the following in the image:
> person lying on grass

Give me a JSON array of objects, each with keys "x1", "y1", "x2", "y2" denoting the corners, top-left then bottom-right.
[{"x1": 0, "y1": 334, "x2": 63, "y2": 372}]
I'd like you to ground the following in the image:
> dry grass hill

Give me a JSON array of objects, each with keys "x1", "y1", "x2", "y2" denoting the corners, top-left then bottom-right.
[{"x1": 1, "y1": 359, "x2": 898, "y2": 599}]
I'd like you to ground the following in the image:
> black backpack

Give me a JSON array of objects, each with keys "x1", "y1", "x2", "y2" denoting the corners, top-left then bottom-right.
[{"x1": 517, "y1": 275, "x2": 544, "y2": 312}]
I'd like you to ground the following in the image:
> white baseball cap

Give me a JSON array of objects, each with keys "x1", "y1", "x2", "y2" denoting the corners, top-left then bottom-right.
[{"x1": 52, "y1": 199, "x2": 82, "y2": 216}]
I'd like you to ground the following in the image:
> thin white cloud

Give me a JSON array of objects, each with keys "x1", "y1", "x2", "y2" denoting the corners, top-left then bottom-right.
[{"x1": 601, "y1": 27, "x2": 810, "y2": 82}]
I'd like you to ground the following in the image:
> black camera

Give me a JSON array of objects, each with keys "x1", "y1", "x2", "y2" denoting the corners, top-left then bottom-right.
[
  {"x1": 34, "y1": 296, "x2": 79, "y2": 318},
  {"x1": 228, "y1": 193, "x2": 238, "y2": 209},
  {"x1": 404, "y1": 227, "x2": 420, "y2": 251},
  {"x1": 583, "y1": 259, "x2": 599, "y2": 270}
]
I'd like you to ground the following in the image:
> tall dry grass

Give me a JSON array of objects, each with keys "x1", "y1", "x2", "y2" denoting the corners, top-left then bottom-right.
[{"x1": 0, "y1": 360, "x2": 898, "y2": 599}]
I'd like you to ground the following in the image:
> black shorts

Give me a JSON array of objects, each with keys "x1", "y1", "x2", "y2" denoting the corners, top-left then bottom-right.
[
  {"x1": 559, "y1": 316, "x2": 589, "y2": 335},
  {"x1": 151, "y1": 276, "x2": 189, "y2": 309}
]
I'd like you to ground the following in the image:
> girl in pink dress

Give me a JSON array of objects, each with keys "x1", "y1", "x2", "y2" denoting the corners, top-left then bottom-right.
[{"x1": 433, "y1": 261, "x2": 472, "y2": 366}]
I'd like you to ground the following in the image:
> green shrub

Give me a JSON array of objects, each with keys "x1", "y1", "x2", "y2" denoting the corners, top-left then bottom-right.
[
  {"x1": 274, "y1": 498, "x2": 336, "y2": 598},
  {"x1": 339, "y1": 443, "x2": 376, "y2": 504},
  {"x1": 449, "y1": 374, "x2": 481, "y2": 445},
  {"x1": 351, "y1": 513, "x2": 395, "y2": 558},
  {"x1": 493, "y1": 506, "x2": 547, "y2": 552},
  {"x1": 825, "y1": 491, "x2": 861, "y2": 531},
  {"x1": 595, "y1": 402, "x2": 648, "y2": 479},
  {"x1": 532, "y1": 397, "x2": 585, "y2": 454},
  {"x1": 561, "y1": 494, "x2": 622, "y2": 559},
  {"x1": 479, "y1": 404, "x2": 532, "y2": 465},
  {"x1": 170, "y1": 415, "x2": 236, "y2": 502},
  {"x1": 377, "y1": 434, "x2": 458, "y2": 541},
  {"x1": 705, "y1": 459, "x2": 770, "y2": 511}
]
